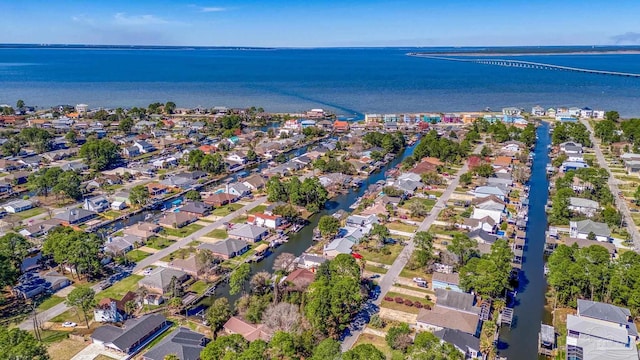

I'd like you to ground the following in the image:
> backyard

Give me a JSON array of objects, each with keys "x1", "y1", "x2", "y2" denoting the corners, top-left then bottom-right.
[
  {"x1": 96, "y1": 274, "x2": 143, "y2": 301},
  {"x1": 125, "y1": 249, "x2": 151, "y2": 263},
  {"x1": 15, "y1": 207, "x2": 46, "y2": 219},
  {"x1": 354, "y1": 243, "x2": 403, "y2": 265},
  {"x1": 212, "y1": 203, "x2": 244, "y2": 217},
  {"x1": 162, "y1": 223, "x2": 204, "y2": 238},
  {"x1": 146, "y1": 237, "x2": 174, "y2": 250},
  {"x1": 205, "y1": 228, "x2": 228, "y2": 239}
]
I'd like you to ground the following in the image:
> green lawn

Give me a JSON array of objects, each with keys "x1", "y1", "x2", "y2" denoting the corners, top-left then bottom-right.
[
  {"x1": 97, "y1": 275, "x2": 143, "y2": 301},
  {"x1": 38, "y1": 330, "x2": 69, "y2": 344},
  {"x1": 37, "y1": 295, "x2": 65, "y2": 311},
  {"x1": 126, "y1": 249, "x2": 151, "y2": 263},
  {"x1": 230, "y1": 215, "x2": 248, "y2": 224},
  {"x1": 400, "y1": 267, "x2": 429, "y2": 279},
  {"x1": 355, "y1": 244, "x2": 403, "y2": 265},
  {"x1": 365, "y1": 263, "x2": 388, "y2": 274},
  {"x1": 387, "y1": 291, "x2": 433, "y2": 305},
  {"x1": 212, "y1": 203, "x2": 244, "y2": 216},
  {"x1": 188, "y1": 280, "x2": 210, "y2": 295},
  {"x1": 248, "y1": 204, "x2": 267, "y2": 214},
  {"x1": 101, "y1": 210, "x2": 122, "y2": 219},
  {"x1": 205, "y1": 228, "x2": 228, "y2": 239},
  {"x1": 162, "y1": 223, "x2": 204, "y2": 238},
  {"x1": 380, "y1": 299, "x2": 421, "y2": 314},
  {"x1": 401, "y1": 198, "x2": 436, "y2": 211},
  {"x1": 353, "y1": 333, "x2": 396, "y2": 359},
  {"x1": 15, "y1": 207, "x2": 46, "y2": 219},
  {"x1": 51, "y1": 308, "x2": 82, "y2": 324},
  {"x1": 146, "y1": 237, "x2": 174, "y2": 250},
  {"x1": 386, "y1": 222, "x2": 418, "y2": 233},
  {"x1": 161, "y1": 247, "x2": 197, "y2": 262}
]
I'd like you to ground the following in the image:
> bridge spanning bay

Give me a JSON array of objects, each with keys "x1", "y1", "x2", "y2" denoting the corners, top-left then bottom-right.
[{"x1": 407, "y1": 53, "x2": 640, "y2": 78}]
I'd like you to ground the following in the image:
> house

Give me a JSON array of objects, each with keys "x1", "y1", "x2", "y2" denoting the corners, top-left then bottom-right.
[
  {"x1": 133, "y1": 140, "x2": 155, "y2": 154},
  {"x1": 228, "y1": 224, "x2": 269, "y2": 242},
  {"x1": 3, "y1": 199, "x2": 34, "y2": 213},
  {"x1": 434, "y1": 328, "x2": 482, "y2": 359},
  {"x1": 284, "y1": 268, "x2": 316, "y2": 288},
  {"x1": 345, "y1": 214, "x2": 379, "y2": 234},
  {"x1": 243, "y1": 174, "x2": 267, "y2": 190},
  {"x1": 158, "y1": 212, "x2": 197, "y2": 229},
  {"x1": 493, "y1": 156, "x2": 513, "y2": 168},
  {"x1": 204, "y1": 192, "x2": 238, "y2": 207},
  {"x1": 138, "y1": 268, "x2": 189, "y2": 295},
  {"x1": 435, "y1": 289, "x2": 478, "y2": 313},
  {"x1": 461, "y1": 216, "x2": 496, "y2": 233},
  {"x1": 54, "y1": 208, "x2": 97, "y2": 225},
  {"x1": 569, "y1": 219, "x2": 611, "y2": 242},
  {"x1": 531, "y1": 105, "x2": 545, "y2": 116},
  {"x1": 333, "y1": 120, "x2": 350, "y2": 132},
  {"x1": 467, "y1": 228, "x2": 498, "y2": 245},
  {"x1": 227, "y1": 151, "x2": 247, "y2": 164},
  {"x1": 4, "y1": 171, "x2": 30, "y2": 185},
  {"x1": 142, "y1": 327, "x2": 208, "y2": 360},
  {"x1": 563, "y1": 237, "x2": 617, "y2": 257},
  {"x1": 1, "y1": 180, "x2": 16, "y2": 195},
  {"x1": 198, "y1": 238, "x2": 249, "y2": 260},
  {"x1": 19, "y1": 219, "x2": 62, "y2": 238},
  {"x1": 179, "y1": 201, "x2": 212, "y2": 217},
  {"x1": 160, "y1": 176, "x2": 194, "y2": 189},
  {"x1": 471, "y1": 208, "x2": 502, "y2": 225},
  {"x1": 111, "y1": 201, "x2": 127, "y2": 210},
  {"x1": 83, "y1": 196, "x2": 110, "y2": 213},
  {"x1": 432, "y1": 272, "x2": 462, "y2": 292},
  {"x1": 296, "y1": 253, "x2": 328, "y2": 270},
  {"x1": 568, "y1": 197, "x2": 600, "y2": 217},
  {"x1": 123, "y1": 222, "x2": 162, "y2": 240},
  {"x1": 105, "y1": 235, "x2": 142, "y2": 255},
  {"x1": 223, "y1": 316, "x2": 273, "y2": 342},
  {"x1": 625, "y1": 161, "x2": 640, "y2": 176},
  {"x1": 0, "y1": 159, "x2": 22, "y2": 172},
  {"x1": 167, "y1": 255, "x2": 209, "y2": 278},
  {"x1": 565, "y1": 301, "x2": 639, "y2": 360},
  {"x1": 226, "y1": 183, "x2": 251, "y2": 198},
  {"x1": 248, "y1": 213, "x2": 284, "y2": 229},
  {"x1": 94, "y1": 292, "x2": 136, "y2": 323},
  {"x1": 579, "y1": 107, "x2": 593, "y2": 118},
  {"x1": 472, "y1": 186, "x2": 507, "y2": 201},
  {"x1": 471, "y1": 195, "x2": 506, "y2": 212},
  {"x1": 415, "y1": 306, "x2": 481, "y2": 336},
  {"x1": 91, "y1": 314, "x2": 169, "y2": 355},
  {"x1": 502, "y1": 107, "x2": 521, "y2": 116},
  {"x1": 323, "y1": 237, "x2": 355, "y2": 257},
  {"x1": 560, "y1": 142, "x2": 583, "y2": 155},
  {"x1": 501, "y1": 142, "x2": 521, "y2": 153}
]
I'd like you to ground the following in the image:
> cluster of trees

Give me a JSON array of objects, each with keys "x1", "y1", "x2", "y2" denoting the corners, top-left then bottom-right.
[
  {"x1": 266, "y1": 176, "x2": 329, "y2": 212},
  {"x1": 129, "y1": 184, "x2": 150, "y2": 207},
  {"x1": 594, "y1": 119, "x2": 619, "y2": 144},
  {"x1": 313, "y1": 157, "x2": 355, "y2": 175},
  {"x1": 454, "y1": 237, "x2": 513, "y2": 298},
  {"x1": 0, "y1": 327, "x2": 49, "y2": 360},
  {"x1": 407, "y1": 232, "x2": 435, "y2": 271},
  {"x1": 28, "y1": 167, "x2": 82, "y2": 200},
  {"x1": 362, "y1": 131, "x2": 406, "y2": 155},
  {"x1": 43, "y1": 227, "x2": 103, "y2": 279},
  {"x1": 185, "y1": 150, "x2": 226, "y2": 174},
  {"x1": 79, "y1": 138, "x2": 121, "y2": 170},
  {"x1": 548, "y1": 244, "x2": 640, "y2": 313},
  {"x1": 0, "y1": 233, "x2": 31, "y2": 288},
  {"x1": 383, "y1": 326, "x2": 464, "y2": 359},
  {"x1": 2, "y1": 128, "x2": 53, "y2": 156},
  {"x1": 619, "y1": 118, "x2": 640, "y2": 149},
  {"x1": 302, "y1": 126, "x2": 325, "y2": 139},
  {"x1": 412, "y1": 130, "x2": 471, "y2": 164},
  {"x1": 551, "y1": 122, "x2": 592, "y2": 147},
  {"x1": 318, "y1": 215, "x2": 341, "y2": 238},
  {"x1": 205, "y1": 114, "x2": 244, "y2": 138}
]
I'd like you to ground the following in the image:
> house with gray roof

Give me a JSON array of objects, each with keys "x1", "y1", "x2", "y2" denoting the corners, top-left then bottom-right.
[
  {"x1": 566, "y1": 310, "x2": 638, "y2": 360},
  {"x1": 83, "y1": 196, "x2": 110, "y2": 213},
  {"x1": 323, "y1": 237, "x2": 355, "y2": 258},
  {"x1": 569, "y1": 219, "x2": 611, "y2": 242},
  {"x1": 142, "y1": 327, "x2": 208, "y2": 360},
  {"x1": 560, "y1": 141, "x2": 583, "y2": 154},
  {"x1": 434, "y1": 328, "x2": 482, "y2": 359},
  {"x1": 54, "y1": 208, "x2": 97, "y2": 225},
  {"x1": 91, "y1": 314, "x2": 169, "y2": 354},
  {"x1": 296, "y1": 253, "x2": 328, "y2": 270},
  {"x1": 467, "y1": 228, "x2": 498, "y2": 245},
  {"x1": 472, "y1": 186, "x2": 507, "y2": 201},
  {"x1": 228, "y1": 224, "x2": 268, "y2": 243},
  {"x1": 625, "y1": 160, "x2": 640, "y2": 176},
  {"x1": 3, "y1": 199, "x2": 33, "y2": 213},
  {"x1": 198, "y1": 238, "x2": 249, "y2": 259},
  {"x1": 568, "y1": 197, "x2": 600, "y2": 217},
  {"x1": 226, "y1": 182, "x2": 251, "y2": 197},
  {"x1": 138, "y1": 268, "x2": 189, "y2": 296},
  {"x1": 180, "y1": 201, "x2": 212, "y2": 217},
  {"x1": 435, "y1": 289, "x2": 479, "y2": 315},
  {"x1": 577, "y1": 299, "x2": 638, "y2": 338}
]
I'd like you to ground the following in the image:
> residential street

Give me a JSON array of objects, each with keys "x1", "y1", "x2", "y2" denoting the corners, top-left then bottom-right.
[
  {"x1": 18, "y1": 197, "x2": 266, "y2": 330},
  {"x1": 581, "y1": 119, "x2": 640, "y2": 250},
  {"x1": 340, "y1": 144, "x2": 480, "y2": 351}
]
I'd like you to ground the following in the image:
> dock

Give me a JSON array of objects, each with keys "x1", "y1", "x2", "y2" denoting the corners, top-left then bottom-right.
[{"x1": 499, "y1": 307, "x2": 514, "y2": 328}]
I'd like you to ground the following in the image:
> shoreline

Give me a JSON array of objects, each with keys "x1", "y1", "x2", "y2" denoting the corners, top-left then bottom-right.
[{"x1": 409, "y1": 50, "x2": 640, "y2": 57}]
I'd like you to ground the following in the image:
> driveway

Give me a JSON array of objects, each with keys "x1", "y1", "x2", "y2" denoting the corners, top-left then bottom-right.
[{"x1": 71, "y1": 343, "x2": 124, "y2": 360}]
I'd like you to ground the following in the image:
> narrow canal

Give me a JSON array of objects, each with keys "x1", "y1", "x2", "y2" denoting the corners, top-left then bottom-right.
[
  {"x1": 193, "y1": 141, "x2": 419, "y2": 310},
  {"x1": 500, "y1": 122, "x2": 551, "y2": 359}
]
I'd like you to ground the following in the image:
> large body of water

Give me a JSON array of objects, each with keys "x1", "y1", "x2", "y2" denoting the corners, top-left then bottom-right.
[
  {"x1": 499, "y1": 122, "x2": 551, "y2": 359},
  {"x1": 2, "y1": 47, "x2": 640, "y2": 116}
]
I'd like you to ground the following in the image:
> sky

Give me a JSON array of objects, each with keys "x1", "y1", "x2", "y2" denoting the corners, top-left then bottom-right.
[{"x1": 1, "y1": 0, "x2": 640, "y2": 47}]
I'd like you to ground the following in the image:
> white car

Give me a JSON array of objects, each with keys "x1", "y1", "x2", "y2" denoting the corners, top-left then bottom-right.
[
  {"x1": 412, "y1": 277, "x2": 426, "y2": 283},
  {"x1": 143, "y1": 268, "x2": 153, "y2": 275},
  {"x1": 62, "y1": 321, "x2": 77, "y2": 328}
]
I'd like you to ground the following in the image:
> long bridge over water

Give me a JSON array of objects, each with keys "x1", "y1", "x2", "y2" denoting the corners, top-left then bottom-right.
[{"x1": 407, "y1": 53, "x2": 640, "y2": 78}]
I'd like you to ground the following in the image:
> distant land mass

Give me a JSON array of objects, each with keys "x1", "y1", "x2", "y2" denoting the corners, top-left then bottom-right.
[
  {"x1": 409, "y1": 45, "x2": 640, "y2": 56},
  {"x1": 0, "y1": 43, "x2": 275, "y2": 50}
]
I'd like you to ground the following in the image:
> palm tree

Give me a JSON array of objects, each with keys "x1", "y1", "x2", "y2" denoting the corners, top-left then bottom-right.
[
  {"x1": 136, "y1": 286, "x2": 149, "y2": 313},
  {"x1": 124, "y1": 300, "x2": 137, "y2": 318}
]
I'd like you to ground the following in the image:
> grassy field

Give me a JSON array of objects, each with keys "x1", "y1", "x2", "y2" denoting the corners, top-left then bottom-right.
[
  {"x1": 161, "y1": 247, "x2": 197, "y2": 262},
  {"x1": 188, "y1": 280, "x2": 210, "y2": 295},
  {"x1": 96, "y1": 274, "x2": 143, "y2": 301},
  {"x1": 248, "y1": 204, "x2": 267, "y2": 214},
  {"x1": 387, "y1": 291, "x2": 432, "y2": 304},
  {"x1": 365, "y1": 263, "x2": 388, "y2": 274},
  {"x1": 51, "y1": 308, "x2": 82, "y2": 324},
  {"x1": 94, "y1": 355, "x2": 119, "y2": 360},
  {"x1": 212, "y1": 203, "x2": 244, "y2": 216},
  {"x1": 38, "y1": 330, "x2": 70, "y2": 344},
  {"x1": 381, "y1": 299, "x2": 421, "y2": 314},
  {"x1": 101, "y1": 210, "x2": 122, "y2": 219},
  {"x1": 37, "y1": 295, "x2": 65, "y2": 311},
  {"x1": 399, "y1": 267, "x2": 428, "y2": 280},
  {"x1": 47, "y1": 337, "x2": 87, "y2": 360},
  {"x1": 386, "y1": 222, "x2": 418, "y2": 233},
  {"x1": 126, "y1": 249, "x2": 151, "y2": 263},
  {"x1": 355, "y1": 244, "x2": 403, "y2": 265},
  {"x1": 402, "y1": 197, "x2": 436, "y2": 211},
  {"x1": 162, "y1": 223, "x2": 204, "y2": 238},
  {"x1": 353, "y1": 333, "x2": 396, "y2": 358},
  {"x1": 231, "y1": 215, "x2": 248, "y2": 224},
  {"x1": 15, "y1": 207, "x2": 46, "y2": 219},
  {"x1": 205, "y1": 228, "x2": 228, "y2": 239},
  {"x1": 146, "y1": 237, "x2": 174, "y2": 250}
]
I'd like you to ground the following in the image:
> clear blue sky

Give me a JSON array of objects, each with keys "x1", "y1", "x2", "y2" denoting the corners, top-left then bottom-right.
[{"x1": 1, "y1": 0, "x2": 639, "y2": 47}]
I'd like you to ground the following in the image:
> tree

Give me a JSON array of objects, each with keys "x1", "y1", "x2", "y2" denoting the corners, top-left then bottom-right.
[
  {"x1": 65, "y1": 130, "x2": 77, "y2": 144},
  {"x1": 43, "y1": 227, "x2": 102, "y2": 279},
  {"x1": 246, "y1": 149, "x2": 258, "y2": 162},
  {"x1": 342, "y1": 344, "x2": 385, "y2": 360},
  {"x1": 474, "y1": 163, "x2": 495, "y2": 178},
  {"x1": 408, "y1": 200, "x2": 430, "y2": 218},
  {"x1": 0, "y1": 327, "x2": 49, "y2": 360},
  {"x1": 414, "y1": 231, "x2": 434, "y2": 255},
  {"x1": 118, "y1": 117, "x2": 134, "y2": 133},
  {"x1": 318, "y1": 215, "x2": 341, "y2": 238},
  {"x1": 0, "y1": 233, "x2": 31, "y2": 271},
  {"x1": 0, "y1": 254, "x2": 19, "y2": 289},
  {"x1": 79, "y1": 138, "x2": 121, "y2": 170},
  {"x1": 459, "y1": 240, "x2": 513, "y2": 298},
  {"x1": 460, "y1": 172, "x2": 473, "y2": 186},
  {"x1": 16, "y1": 99, "x2": 24, "y2": 109},
  {"x1": 273, "y1": 252, "x2": 296, "y2": 273},
  {"x1": 268, "y1": 331, "x2": 297, "y2": 360},
  {"x1": 52, "y1": 171, "x2": 82, "y2": 200},
  {"x1": 480, "y1": 145, "x2": 492, "y2": 157},
  {"x1": 200, "y1": 334, "x2": 248, "y2": 360},
  {"x1": 447, "y1": 233, "x2": 478, "y2": 266},
  {"x1": 421, "y1": 171, "x2": 443, "y2": 185},
  {"x1": 129, "y1": 185, "x2": 150, "y2": 207},
  {"x1": 230, "y1": 263, "x2": 251, "y2": 295},
  {"x1": 206, "y1": 297, "x2": 232, "y2": 336},
  {"x1": 250, "y1": 271, "x2": 272, "y2": 296},
  {"x1": 185, "y1": 190, "x2": 202, "y2": 201},
  {"x1": 605, "y1": 110, "x2": 620, "y2": 122},
  {"x1": 311, "y1": 338, "x2": 341, "y2": 360},
  {"x1": 386, "y1": 323, "x2": 412, "y2": 352},
  {"x1": 164, "y1": 355, "x2": 179, "y2": 360},
  {"x1": 164, "y1": 101, "x2": 176, "y2": 114},
  {"x1": 262, "y1": 302, "x2": 302, "y2": 333},
  {"x1": 238, "y1": 340, "x2": 268, "y2": 360},
  {"x1": 66, "y1": 286, "x2": 96, "y2": 327},
  {"x1": 124, "y1": 300, "x2": 137, "y2": 316},
  {"x1": 201, "y1": 154, "x2": 226, "y2": 174},
  {"x1": 369, "y1": 223, "x2": 390, "y2": 247}
]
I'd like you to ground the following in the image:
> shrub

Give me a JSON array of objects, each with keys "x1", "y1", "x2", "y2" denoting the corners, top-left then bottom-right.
[
  {"x1": 424, "y1": 304, "x2": 431, "y2": 310},
  {"x1": 404, "y1": 300, "x2": 413, "y2": 307},
  {"x1": 414, "y1": 302, "x2": 423, "y2": 309},
  {"x1": 369, "y1": 314, "x2": 385, "y2": 329},
  {"x1": 394, "y1": 297, "x2": 404, "y2": 304},
  {"x1": 384, "y1": 296, "x2": 393, "y2": 302}
]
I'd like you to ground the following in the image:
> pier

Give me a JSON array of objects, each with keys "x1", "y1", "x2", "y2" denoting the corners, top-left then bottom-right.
[{"x1": 407, "y1": 53, "x2": 640, "y2": 78}]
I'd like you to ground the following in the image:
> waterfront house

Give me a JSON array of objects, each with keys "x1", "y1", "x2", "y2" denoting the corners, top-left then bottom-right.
[
  {"x1": 415, "y1": 305, "x2": 480, "y2": 337},
  {"x1": 296, "y1": 253, "x2": 328, "y2": 270},
  {"x1": 83, "y1": 196, "x2": 110, "y2": 213},
  {"x1": 434, "y1": 328, "x2": 482, "y2": 359},
  {"x1": 531, "y1": 105, "x2": 546, "y2": 116},
  {"x1": 3, "y1": 199, "x2": 34, "y2": 213},
  {"x1": 226, "y1": 182, "x2": 251, "y2": 198},
  {"x1": 461, "y1": 216, "x2": 496, "y2": 233},
  {"x1": 593, "y1": 110, "x2": 605, "y2": 119},
  {"x1": 562, "y1": 238, "x2": 616, "y2": 258},
  {"x1": 568, "y1": 197, "x2": 600, "y2": 217},
  {"x1": 223, "y1": 316, "x2": 273, "y2": 342},
  {"x1": 243, "y1": 174, "x2": 267, "y2": 190},
  {"x1": 160, "y1": 176, "x2": 194, "y2": 189},
  {"x1": 472, "y1": 186, "x2": 508, "y2": 201},
  {"x1": 0, "y1": 180, "x2": 12, "y2": 195},
  {"x1": 123, "y1": 222, "x2": 161, "y2": 240},
  {"x1": 471, "y1": 208, "x2": 502, "y2": 225},
  {"x1": 579, "y1": 107, "x2": 594, "y2": 118},
  {"x1": 198, "y1": 238, "x2": 249, "y2": 260},
  {"x1": 105, "y1": 235, "x2": 142, "y2": 256},
  {"x1": 204, "y1": 192, "x2": 238, "y2": 207},
  {"x1": 142, "y1": 327, "x2": 208, "y2": 360},
  {"x1": 502, "y1": 107, "x2": 522, "y2": 116},
  {"x1": 248, "y1": 213, "x2": 283, "y2": 229},
  {"x1": 560, "y1": 142, "x2": 583, "y2": 155},
  {"x1": 91, "y1": 314, "x2": 169, "y2": 355},
  {"x1": 345, "y1": 214, "x2": 379, "y2": 234},
  {"x1": 138, "y1": 268, "x2": 189, "y2": 296},
  {"x1": 492, "y1": 156, "x2": 513, "y2": 168},
  {"x1": 467, "y1": 228, "x2": 498, "y2": 245},
  {"x1": 561, "y1": 161, "x2": 589, "y2": 172},
  {"x1": 19, "y1": 219, "x2": 62, "y2": 238},
  {"x1": 435, "y1": 289, "x2": 479, "y2": 314},
  {"x1": 133, "y1": 140, "x2": 155, "y2": 154},
  {"x1": 228, "y1": 224, "x2": 269, "y2": 242},
  {"x1": 158, "y1": 212, "x2": 197, "y2": 229},
  {"x1": 577, "y1": 299, "x2": 638, "y2": 339},
  {"x1": 323, "y1": 237, "x2": 355, "y2": 258},
  {"x1": 569, "y1": 219, "x2": 611, "y2": 242},
  {"x1": 285, "y1": 268, "x2": 316, "y2": 289},
  {"x1": 471, "y1": 195, "x2": 506, "y2": 212},
  {"x1": 625, "y1": 161, "x2": 640, "y2": 176},
  {"x1": 227, "y1": 151, "x2": 247, "y2": 164},
  {"x1": 54, "y1": 208, "x2": 97, "y2": 226},
  {"x1": 501, "y1": 141, "x2": 522, "y2": 153},
  {"x1": 179, "y1": 201, "x2": 212, "y2": 217},
  {"x1": 93, "y1": 292, "x2": 136, "y2": 323},
  {"x1": 432, "y1": 272, "x2": 462, "y2": 292}
]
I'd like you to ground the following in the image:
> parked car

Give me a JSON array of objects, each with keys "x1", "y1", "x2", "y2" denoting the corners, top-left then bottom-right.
[
  {"x1": 99, "y1": 281, "x2": 112, "y2": 290},
  {"x1": 62, "y1": 322, "x2": 77, "y2": 328}
]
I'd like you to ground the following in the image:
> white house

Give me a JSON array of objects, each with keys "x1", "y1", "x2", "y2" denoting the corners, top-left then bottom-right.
[
  {"x1": 579, "y1": 107, "x2": 593, "y2": 118},
  {"x1": 472, "y1": 186, "x2": 507, "y2": 201},
  {"x1": 501, "y1": 143, "x2": 520, "y2": 153},
  {"x1": 83, "y1": 196, "x2": 110, "y2": 213},
  {"x1": 226, "y1": 152, "x2": 247, "y2": 164},
  {"x1": 568, "y1": 107, "x2": 581, "y2": 117},
  {"x1": 4, "y1": 199, "x2": 34, "y2": 213},
  {"x1": 568, "y1": 197, "x2": 600, "y2": 217},
  {"x1": 531, "y1": 105, "x2": 545, "y2": 116},
  {"x1": 592, "y1": 110, "x2": 605, "y2": 119},
  {"x1": 250, "y1": 213, "x2": 283, "y2": 229},
  {"x1": 570, "y1": 220, "x2": 611, "y2": 242},
  {"x1": 502, "y1": 107, "x2": 522, "y2": 116},
  {"x1": 226, "y1": 183, "x2": 251, "y2": 197},
  {"x1": 471, "y1": 208, "x2": 502, "y2": 225},
  {"x1": 560, "y1": 142, "x2": 583, "y2": 154}
]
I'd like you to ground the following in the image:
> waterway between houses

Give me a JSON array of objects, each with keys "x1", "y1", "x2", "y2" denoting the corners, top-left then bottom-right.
[
  {"x1": 191, "y1": 141, "x2": 419, "y2": 312},
  {"x1": 500, "y1": 122, "x2": 551, "y2": 359}
]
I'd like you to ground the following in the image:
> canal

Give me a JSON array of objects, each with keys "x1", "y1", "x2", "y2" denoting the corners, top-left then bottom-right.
[
  {"x1": 193, "y1": 140, "x2": 419, "y2": 310},
  {"x1": 499, "y1": 122, "x2": 551, "y2": 359}
]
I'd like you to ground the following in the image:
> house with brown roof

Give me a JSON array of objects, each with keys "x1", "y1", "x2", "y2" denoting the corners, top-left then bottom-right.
[
  {"x1": 333, "y1": 120, "x2": 350, "y2": 132},
  {"x1": 410, "y1": 160, "x2": 438, "y2": 175},
  {"x1": 493, "y1": 156, "x2": 513, "y2": 168},
  {"x1": 223, "y1": 316, "x2": 273, "y2": 342},
  {"x1": 284, "y1": 268, "x2": 316, "y2": 290},
  {"x1": 204, "y1": 193, "x2": 238, "y2": 207},
  {"x1": 94, "y1": 291, "x2": 137, "y2": 323},
  {"x1": 243, "y1": 174, "x2": 267, "y2": 190},
  {"x1": 158, "y1": 212, "x2": 197, "y2": 229},
  {"x1": 421, "y1": 157, "x2": 444, "y2": 167},
  {"x1": 123, "y1": 222, "x2": 162, "y2": 240}
]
